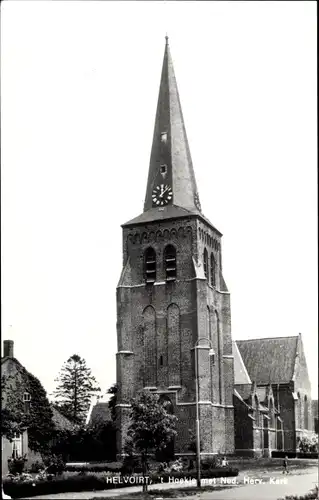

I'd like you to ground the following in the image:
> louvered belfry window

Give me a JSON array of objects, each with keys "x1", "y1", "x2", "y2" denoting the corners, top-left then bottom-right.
[
  {"x1": 164, "y1": 245, "x2": 177, "y2": 281},
  {"x1": 145, "y1": 247, "x2": 156, "y2": 284}
]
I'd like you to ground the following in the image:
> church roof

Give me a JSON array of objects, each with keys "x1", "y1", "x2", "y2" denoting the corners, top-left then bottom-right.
[
  {"x1": 123, "y1": 204, "x2": 221, "y2": 234},
  {"x1": 236, "y1": 336, "x2": 299, "y2": 385},
  {"x1": 123, "y1": 37, "x2": 221, "y2": 233},
  {"x1": 232, "y1": 341, "x2": 252, "y2": 385},
  {"x1": 143, "y1": 36, "x2": 200, "y2": 215}
]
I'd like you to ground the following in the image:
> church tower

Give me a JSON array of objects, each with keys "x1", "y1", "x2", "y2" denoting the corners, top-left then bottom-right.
[{"x1": 116, "y1": 38, "x2": 234, "y2": 456}]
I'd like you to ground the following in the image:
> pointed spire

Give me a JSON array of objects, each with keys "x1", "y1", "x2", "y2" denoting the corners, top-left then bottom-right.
[{"x1": 144, "y1": 38, "x2": 201, "y2": 213}]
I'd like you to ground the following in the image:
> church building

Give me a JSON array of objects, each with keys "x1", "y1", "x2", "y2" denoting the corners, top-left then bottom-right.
[{"x1": 115, "y1": 38, "x2": 234, "y2": 456}]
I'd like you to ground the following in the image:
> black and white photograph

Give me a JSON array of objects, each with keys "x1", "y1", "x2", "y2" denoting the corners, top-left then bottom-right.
[{"x1": 1, "y1": 1, "x2": 317, "y2": 499}]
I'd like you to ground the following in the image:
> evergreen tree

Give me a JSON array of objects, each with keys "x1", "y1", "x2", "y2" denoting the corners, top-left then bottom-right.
[{"x1": 53, "y1": 354, "x2": 100, "y2": 425}]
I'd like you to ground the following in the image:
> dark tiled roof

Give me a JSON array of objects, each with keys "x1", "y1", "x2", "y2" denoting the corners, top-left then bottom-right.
[
  {"x1": 89, "y1": 403, "x2": 111, "y2": 425},
  {"x1": 236, "y1": 336, "x2": 298, "y2": 385},
  {"x1": 51, "y1": 405, "x2": 75, "y2": 431}
]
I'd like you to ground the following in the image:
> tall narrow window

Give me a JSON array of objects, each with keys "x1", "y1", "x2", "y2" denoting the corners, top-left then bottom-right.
[
  {"x1": 203, "y1": 248, "x2": 208, "y2": 279},
  {"x1": 164, "y1": 245, "x2": 176, "y2": 281},
  {"x1": 12, "y1": 433, "x2": 22, "y2": 459},
  {"x1": 254, "y1": 396, "x2": 260, "y2": 427},
  {"x1": 296, "y1": 392, "x2": 302, "y2": 428},
  {"x1": 304, "y1": 395, "x2": 309, "y2": 430},
  {"x1": 144, "y1": 248, "x2": 156, "y2": 284},
  {"x1": 210, "y1": 253, "x2": 216, "y2": 287}
]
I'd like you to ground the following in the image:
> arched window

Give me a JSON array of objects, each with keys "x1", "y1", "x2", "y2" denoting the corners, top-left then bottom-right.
[
  {"x1": 254, "y1": 395, "x2": 260, "y2": 427},
  {"x1": 164, "y1": 245, "x2": 176, "y2": 281},
  {"x1": 210, "y1": 253, "x2": 216, "y2": 287},
  {"x1": 269, "y1": 398, "x2": 275, "y2": 429},
  {"x1": 203, "y1": 248, "x2": 208, "y2": 279},
  {"x1": 216, "y1": 311, "x2": 223, "y2": 404},
  {"x1": 144, "y1": 247, "x2": 156, "y2": 284},
  {"x1": 304, "y1": 395, "x2": 309, "y2": 430},
  {"x1": 297, "y1": 392, "x2": 302, "y2": 428}
]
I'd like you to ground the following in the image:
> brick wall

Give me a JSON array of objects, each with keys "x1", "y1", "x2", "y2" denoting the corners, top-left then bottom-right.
[{"x1": 116, "y1": 215, "x2": 234, "y2": 455}]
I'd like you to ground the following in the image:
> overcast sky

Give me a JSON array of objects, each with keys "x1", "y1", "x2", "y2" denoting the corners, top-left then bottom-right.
[{"x1": 1, "y1": 1, "x2": 317, "y2": 399}]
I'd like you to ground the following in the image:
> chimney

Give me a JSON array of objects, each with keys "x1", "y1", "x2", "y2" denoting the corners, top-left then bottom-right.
[{"x1": 3, "y1": 340, "x2": 14, "y2": 358}]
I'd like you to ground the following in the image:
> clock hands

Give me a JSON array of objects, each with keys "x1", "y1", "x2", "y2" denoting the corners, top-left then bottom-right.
[{"x1": 160, "y1": 186, "x2": 170, "y2": 198}]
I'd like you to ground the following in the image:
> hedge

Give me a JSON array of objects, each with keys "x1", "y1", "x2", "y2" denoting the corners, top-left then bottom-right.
[
  {"x1": 271, "y1": 451, "x2": 318, "y2": 459},
  {"x1": 3, "y1": 468, "x2": 239, "y2": 498}
]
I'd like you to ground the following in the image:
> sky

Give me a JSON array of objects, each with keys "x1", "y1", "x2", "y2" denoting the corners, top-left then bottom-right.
[{"x1": 1, "y1": 1, "x2": 317, "y2": 399}]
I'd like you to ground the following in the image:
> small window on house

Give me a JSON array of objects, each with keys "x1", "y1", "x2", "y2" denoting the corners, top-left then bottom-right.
[
  {"x1": 164, "y1": 245, "x2": 176, "y2": 281},
  {"x1": 210, "y1": 253, "x2": 216, "y2": 287},
  {"x1": 144, "y1": 247, "x2": 156, "y2": 284},
  {"x1": 23, "y1": 392, "x2": 31, "y2": 414},
  {"x1": 23, "y1": 392, "x2": 31, "y2": 402},
  {"x1": 203, "y1": 248, "x2": 208, "y2": 279},
  {"x1": 159, "y1": 355, "x2": 163, "y2": 366}
]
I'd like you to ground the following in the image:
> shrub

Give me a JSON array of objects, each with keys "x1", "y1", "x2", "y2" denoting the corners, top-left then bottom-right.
[
  {"x1": 162, "y1": 458, "x2": 184, "y2": 473},
  {"x1": 201, "y1": 456, "x2": 221, "y2": 470},
  {"x1": 7, "y1": 455, "x2": 28, "y2": 475},
  {"x1": 27, "y1": 460, "x2": 44, "y2": 473},
  {"x1": 297, "y1": 435, "x2": 318, "y2": 453},
  {"x1": 284, "y1": 486, "x2": 319, "y2": 499},
  {"x1": 42, "y1": 454, "x2": 66, "y2": 476}
]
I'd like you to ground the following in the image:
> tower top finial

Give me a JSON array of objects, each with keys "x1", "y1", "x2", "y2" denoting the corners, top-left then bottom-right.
[{"x1": 165, "y1": 34, "x2": 169, "y2": 45}]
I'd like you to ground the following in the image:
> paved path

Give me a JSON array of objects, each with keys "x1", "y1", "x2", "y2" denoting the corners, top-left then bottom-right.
[
  {"x1": 20, "y1": 467, "x2": 318, "y2": 500},
  {"x1": 197, "y1": 469, "x2": 318, "y2": 500}
]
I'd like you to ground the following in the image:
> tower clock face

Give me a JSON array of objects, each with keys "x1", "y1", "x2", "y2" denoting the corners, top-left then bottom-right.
[{"x1": 152, "y1": 184, "x2": 173, "y2": 206}]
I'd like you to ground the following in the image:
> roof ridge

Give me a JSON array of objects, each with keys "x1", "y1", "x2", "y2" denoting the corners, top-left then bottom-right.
[{"x1": 236, "y1": 336, "x2": 298, "y2": 342}]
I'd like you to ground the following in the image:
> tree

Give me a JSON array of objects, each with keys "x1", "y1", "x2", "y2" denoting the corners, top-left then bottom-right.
[
  {"x1": 107, "y1": 383, "x2": 117, "y2": 422},
  {"x1": 53, "y1": 354, "x2": 100, "y2": 425},
  {"x1": 127, "y1": 390, "x2": 177, "y2": 492}
]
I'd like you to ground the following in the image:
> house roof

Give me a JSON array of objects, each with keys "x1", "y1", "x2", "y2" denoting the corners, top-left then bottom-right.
[
  {"x1": 1, "y1": 356, "x2": 23, "y2": 367},
  {"x1": 236, "y1": 336, "x2": 299, "y2": 385},
  {"x1": 89, "y1": 402, "x2": 111, "y2": 426},
  {"x1": 51, "y1": 405, "x2": 75, "y2": 431}
]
